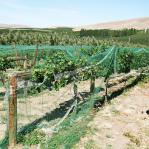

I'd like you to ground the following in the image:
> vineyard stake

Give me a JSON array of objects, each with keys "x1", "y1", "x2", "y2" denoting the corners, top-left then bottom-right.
[
  {"x1": 73, "y1": 80, "x2": 78, "y2": 113},
  {"x1": 105, "y1": 78, "x2": 109, "y2": 103},
  {"x1": 90, "y1": 76, "x2": 95, "y2": 93},
  {"x1": 8, "y1": 75, "x2": 17, "y2": 147}
]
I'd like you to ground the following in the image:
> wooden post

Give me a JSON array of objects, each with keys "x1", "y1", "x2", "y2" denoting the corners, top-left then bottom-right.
[
  {"x1": 73, "y1": 82, "x2": 78, "y2": 98},
  {"x1": 23, "y1": 55, "x2": 28, "y2": 70},
  {"x1": 90, "y1": 76, "x2": 95, "y2": 93},
  {"x1": 73, "y1": 81, "x2": 78, "y2": 114},
  {"x1": 32, "y1": 44, "x2": 38, "y2": 66},
  {"x1": 104, "y1": 79, "x2": 108, "y2": 103},
  {"x1": 9, "y1": 75, "x2": 17, "y2": 147}
]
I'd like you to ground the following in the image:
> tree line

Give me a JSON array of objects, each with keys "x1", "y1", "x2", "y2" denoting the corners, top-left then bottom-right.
[
  {"x1": 0, "y1": 28, "x2": 148, "y2": 47},
  {"x1": 79, "y1": 29, "x2": 138, "y2": 38}
]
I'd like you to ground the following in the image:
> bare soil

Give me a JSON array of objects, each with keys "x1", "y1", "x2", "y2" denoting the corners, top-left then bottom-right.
[
  {"x1": 0, "y1": 79, "x2": 103, "y2": 141},
  {"x1": 75, "y1": 82, "x2": 149, "y2": 149},
  {"x1": 1, "y1": 79, "x2": 149, "y2": 149}
]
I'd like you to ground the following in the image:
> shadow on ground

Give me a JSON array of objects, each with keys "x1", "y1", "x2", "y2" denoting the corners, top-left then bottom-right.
[
  {"x1": 0, "y1": 76, "x2": 142, "y2": 148},
  {"x1": 17, "y1": 91, "x2": 90, "y2": 140}
]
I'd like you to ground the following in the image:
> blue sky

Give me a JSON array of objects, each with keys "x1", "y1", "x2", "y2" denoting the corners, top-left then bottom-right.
[{"x1": 0, "y1": 0, "x2": 149, "y2": 27}]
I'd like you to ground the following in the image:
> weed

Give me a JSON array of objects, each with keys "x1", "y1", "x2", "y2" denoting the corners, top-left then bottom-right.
[
  {"x1": 123, "y1": 131, "x2": 141, "y2": 146},
  {"x1": 18, "y1": 129, "x2": 46, "y2": 145},
  {"x1": 84, "y1": 139, "x2": 99, "y2": 149},
  {"x1": 106, "y1": 144, "x2": 113, "y2": 149},
  {"x1": 111, "y1": 107, "x2": 120, "y2": 115},
  {"x1": 138, "y1": 76, "x2": 149, "y2": 87}
]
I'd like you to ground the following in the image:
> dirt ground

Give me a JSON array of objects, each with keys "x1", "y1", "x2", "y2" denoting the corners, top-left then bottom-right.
[
  {"x1": 1, "y1": 79, "x2": 149, "y2": 149},
  {"x1": 75, "y1": 82, "x2": 149, "y2": 149},
  {"x1": 0, "y1": 79, "x2": 103, "y2": 141}
]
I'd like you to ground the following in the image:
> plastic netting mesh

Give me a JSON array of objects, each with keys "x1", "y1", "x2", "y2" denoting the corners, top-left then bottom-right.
[
  {"x1": 0, "y1": 45, "x2": 149, "y2": 146},
  {"x1": 1, "y1": 45, "x2": 149, "y2": 72},
  {"x1": 0, "y1": 83, "x2": 9, "y2": 141}
]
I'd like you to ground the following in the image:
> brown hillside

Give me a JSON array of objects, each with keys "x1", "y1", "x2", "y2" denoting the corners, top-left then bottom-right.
[{"x1": 73, "y1": 17, "x2": 149, "y2": 31}]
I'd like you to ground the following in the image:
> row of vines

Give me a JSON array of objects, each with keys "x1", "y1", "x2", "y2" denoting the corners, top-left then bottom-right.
[{"x1": 1, "y1": 46, "x2": 149, "y2": 93}]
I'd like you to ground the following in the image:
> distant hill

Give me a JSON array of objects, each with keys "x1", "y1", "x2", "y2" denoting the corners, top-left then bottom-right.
[
  {"x1": 0, "y1": 23, "x2": 30, "y2": 29},
  {"x1": 1, "y1": 17, "x2": 149, "y2": 31},
  {"x1": 73, "y1": 17, "x2": 149, "y2": 31}
]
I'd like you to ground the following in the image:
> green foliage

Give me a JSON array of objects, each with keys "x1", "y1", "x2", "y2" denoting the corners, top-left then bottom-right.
[
  {"x1": 31, "y1": 49, "x2": 89, "y2": 90},
  {"x1": 80, "y1": 28, "x2": 138, "y2": 38},
  {"x1": 0, "y1": 28, "x2": 148, "y2": 47},
  {"x1": 32, "y1": 67, "x2": 46, "y2": 83},
  {"x1": 116, "y1": 30, "x2": 149, "y2": 46},
  {"x1": 0, "y1": 57, "x2": 13, "y2": 71},
  {"x1": 30, "y1": 46, "x2": 149, "y2": 92},
  {"x1": 118, "y1": 49, "x2": 134, "y2": 73},
  {"x1": 43, "y1": 122, "x2": 88, "y2": 149},
  {"x1": 45, "y1": 51, "x2": 76, "y2": 74},
  {"x1": 18, "y1": 129, "x2": 46, "y2": 145},
  {"x1": 132, "y1": 51, "x2": 149, "y2": 69}
]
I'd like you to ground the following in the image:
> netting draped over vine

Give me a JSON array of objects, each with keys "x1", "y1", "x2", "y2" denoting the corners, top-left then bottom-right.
[
  {"x1": 1, "y1": 45, "x2": 149, "y2": 72},
  {"x1": 1, "y1": 45, "x2": 149, "y2": 92},
  {"x1": 0, "y1": 44, "x2": 149, "y2": 147},
  {"x1": 1, "y1": 44, "x2": 149, "y2": 95}
]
